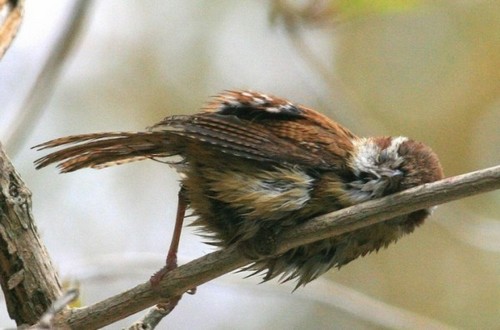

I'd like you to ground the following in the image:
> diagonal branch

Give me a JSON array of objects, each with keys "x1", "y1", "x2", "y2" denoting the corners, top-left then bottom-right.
[{"x1": 56, "y1": 165, "x2": 500, "y2": 329}]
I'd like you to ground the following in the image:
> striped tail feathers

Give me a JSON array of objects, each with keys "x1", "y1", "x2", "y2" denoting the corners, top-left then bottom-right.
[{"x1": 33, "y1": 131, "x2": 176, "y2": 173}]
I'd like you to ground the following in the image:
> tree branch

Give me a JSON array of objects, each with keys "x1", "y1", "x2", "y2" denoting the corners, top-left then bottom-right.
[
  {"x1": 55, "y1": 165, "x2": 499, "y2": 329},
  {"x1": 0, "y1": 143, "x2": 62, "y2": 326}
]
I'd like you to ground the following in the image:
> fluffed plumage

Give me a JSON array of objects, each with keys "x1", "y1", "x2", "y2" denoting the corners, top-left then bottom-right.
[{"x1": 34, "y1": 90, "x2": 443, "y2": 287}]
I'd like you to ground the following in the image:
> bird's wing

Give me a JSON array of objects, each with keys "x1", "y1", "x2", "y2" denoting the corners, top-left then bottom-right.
[{"x1": 152, "y1": 90, "x2": 357, "y2": 170}]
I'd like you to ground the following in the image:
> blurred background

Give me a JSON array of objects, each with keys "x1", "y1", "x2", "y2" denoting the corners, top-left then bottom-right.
[{"x1": 0, "y1": 0, "x2": 499, "y2": 329}]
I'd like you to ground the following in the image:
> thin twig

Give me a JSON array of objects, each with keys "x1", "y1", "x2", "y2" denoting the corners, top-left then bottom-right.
[{"x1": 55, "y1": 165, "x2": 499, "y2": 329}]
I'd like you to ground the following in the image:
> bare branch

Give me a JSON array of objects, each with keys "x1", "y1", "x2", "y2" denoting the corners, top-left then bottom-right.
[
  {"x1": 0, "y1": 143, "x2": 62, "y2": 326},
  {"x1": 279, "y1": 165, "x2": 500, "y2": 250},
  {"x1": 57, "y1": 165, "x2": 500, "y2": 329}
]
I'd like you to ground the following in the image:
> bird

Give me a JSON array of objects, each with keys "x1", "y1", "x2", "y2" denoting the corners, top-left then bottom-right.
[{"x1": 34, "y1": 90, "x2": 444, "y2": 288}]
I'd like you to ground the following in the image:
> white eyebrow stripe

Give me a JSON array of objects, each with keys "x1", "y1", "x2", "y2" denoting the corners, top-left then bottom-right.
[{"x1": 386, "y1": 136, "x2": 408, "y2": 156}]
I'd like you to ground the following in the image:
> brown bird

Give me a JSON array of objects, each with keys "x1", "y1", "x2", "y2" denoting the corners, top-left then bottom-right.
[{"x1": 34, "y1": 90, "x2": 443, "y2": 288}]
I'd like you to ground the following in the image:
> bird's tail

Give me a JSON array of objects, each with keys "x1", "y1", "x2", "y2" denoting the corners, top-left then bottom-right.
[{"x1": 33, "y1": 131, "x2": 178, "y2": 173}]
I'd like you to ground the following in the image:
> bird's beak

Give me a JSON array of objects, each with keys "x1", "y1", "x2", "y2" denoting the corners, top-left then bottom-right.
[
  {"x1": 389, "y1": 169, "x2": 403, "y2": 179},
  {"x1": 383, "y1": 169, "x2": 403, "y2": 192}
]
